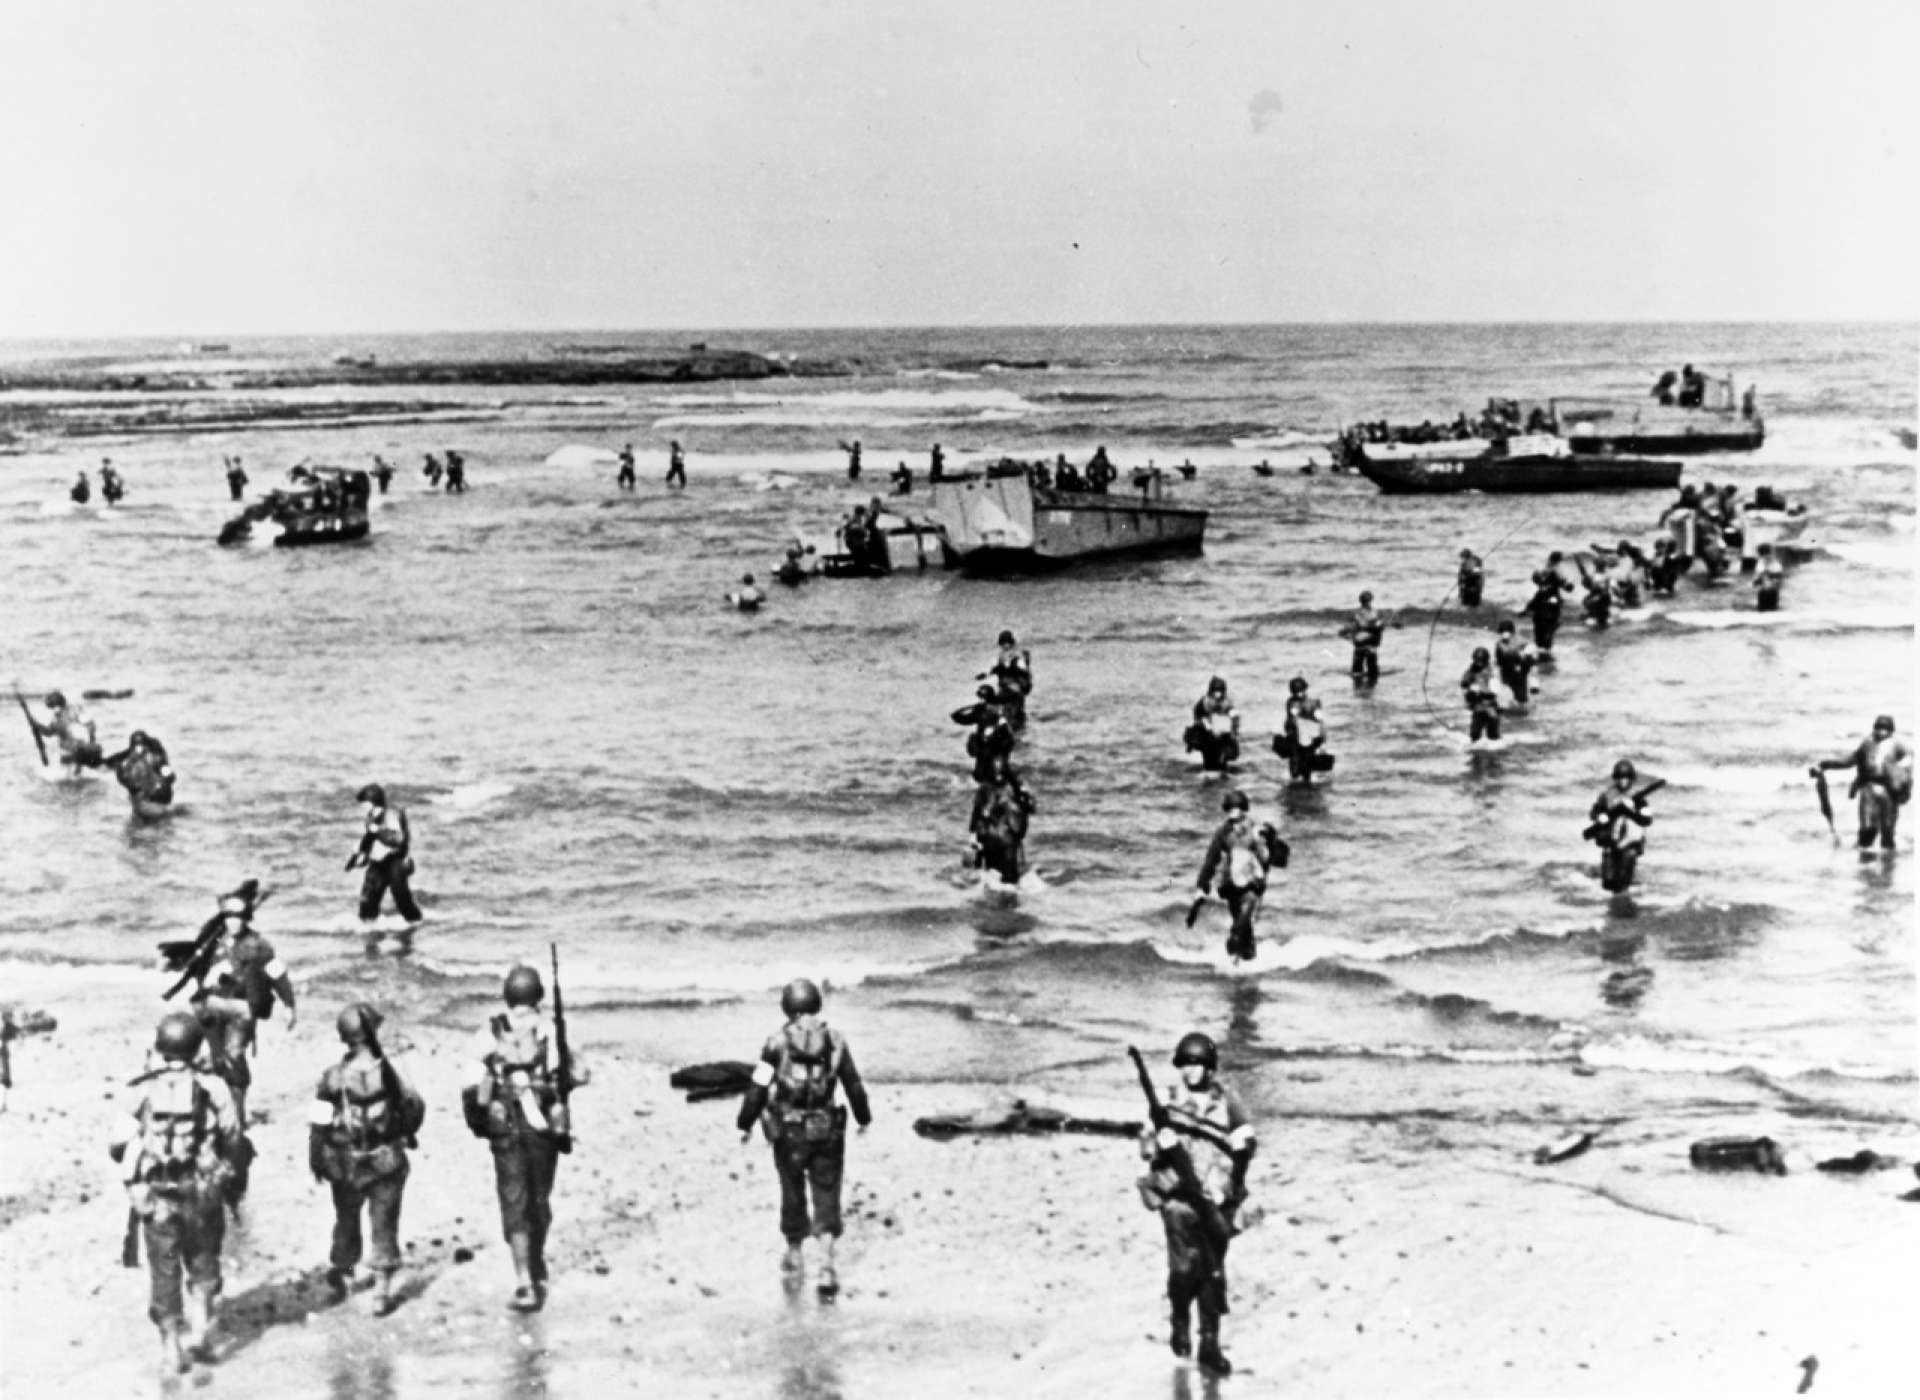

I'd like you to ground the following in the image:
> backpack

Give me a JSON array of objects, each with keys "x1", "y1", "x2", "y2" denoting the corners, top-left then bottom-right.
[
  {"x1": 772, "y1": 1019, "x2": 841, "y2": 1113},
  {"x1": 134, "y1": 1068, "x2": 217, "y2": 1181}
]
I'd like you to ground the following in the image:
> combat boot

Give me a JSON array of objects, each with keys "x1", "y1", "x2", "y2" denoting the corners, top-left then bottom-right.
[
  {"x1": 815, "y1": 1236, "x2": 839, "y2": 1300},
  {"x1": 182, "y1": 1282, "x2": 217, "y2": 1362},
  {"x1": 507, "y1": 1232, "x2": 541, "y2": 1312},
  {"x1": 1196, "y1": 1321, "x2": 1232, "y2": 1377},
  {"x1": 157, "y1": 1320, "x2": 190, "y2": 1375}
]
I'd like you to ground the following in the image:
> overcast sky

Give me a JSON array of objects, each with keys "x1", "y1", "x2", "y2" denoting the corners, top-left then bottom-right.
[{"x1": 2, "y1": 0, "x2": 1914, "y2": 335}]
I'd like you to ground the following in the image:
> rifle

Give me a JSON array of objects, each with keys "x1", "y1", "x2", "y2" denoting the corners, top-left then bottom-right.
[
  {"x1": 12, "y1": 686, "x2": 47, "y2": 767},
  {"x1": 1126, "y1": 1047, "x2": 1232, "y2": 1250},
  {"x1": 1582, "y1": 779, "x2": 1666, "y2": 844},
  {"x1": 549, "y1": 943, "x2": 575, "y2": 1155},
  {"x1": 1809, "y1": 766, "x2": 1837, "y2": 841},
  {"x1": 362, "y1": 1016, "x2": 418, "y2": 1150}
]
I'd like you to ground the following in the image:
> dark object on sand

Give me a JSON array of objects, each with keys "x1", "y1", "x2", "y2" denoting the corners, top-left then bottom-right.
[
  {"x1": 1689, "y1": 1135, "x2": 1787, "y2": 1175},
  {"x1": 913, "y1": 1099, "x2": 1141, "y2": 1141},
  {"x1": 1813, "y1": 1149, "x2": 1896, "y2": 1174},
  {"x1": 668, "y1": 1061, "x2": 757, "y2": 1102},
  {"x1": 1533, "y1": 1131, "x2": 1594, "y2": 1166}
]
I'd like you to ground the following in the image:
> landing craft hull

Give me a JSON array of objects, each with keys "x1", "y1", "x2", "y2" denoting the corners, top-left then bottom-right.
[
  {"x1": 1358, "y1": 453, "x2": 1681, "y2": 494},
  {"x1": 929, "y1": 468, "x2": 1206, "y2": 575}
]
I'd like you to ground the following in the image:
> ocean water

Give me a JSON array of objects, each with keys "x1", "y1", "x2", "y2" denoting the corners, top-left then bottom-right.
[{"x1": 0, "y1": 322, "x2": 1913, "y2": 1159}]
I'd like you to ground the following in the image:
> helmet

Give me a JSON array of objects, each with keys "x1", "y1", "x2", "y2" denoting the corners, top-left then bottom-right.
[
  {"x1": 503, "y1": 965, "x2": 544, "y2": 1007},
  {"x1": 336, "y1": 1003, "x2": 383, "y2": 1043},
  {"x1": 1207, "y1": 675, "x2": 1226, "y2": 694},
  {"x1": 976, "y1": 684, "x2": 997, "y2": 701},
  {"x1": 780, "y1": 978, "x2": 823, "y2": 1017},
  {"x1": 1288, "y1": 677, "x2": 1307, "y2": 695},
  {"x1": 1612, "y1": 759, "x2": 1637, "y2": 781},
  {"x1": 1171, "y1": 1031, "x2": 1218, "y2": 1070},
  {"x1": 44, "y1": 690, "x2": 66, "y2": 708},
  {"x1": 355, "y1": 783, "x2": 387, "y2": 807},
  {"x1": 1220, "y1": 789, "x2": 1249, "y2": 813},
  {"x1": 1359, "y1": 590, "x2": 1374, "y2": 604},
  {"x1": 742, "y1": 573, "x2": 755, "y2": 585},
  {"x1": 1873, "y1": 715, "x2": 1895, "y2": 734},
  {"x1": 998, "y1": 630, "x2": 1016, "y2": 646},
  {"x1": 1472, "y1": 646, "x2": 1490, "y2": 663},
  {"x1": 154, "y1": 1012, "x2": 204, "y2": 1061},
  {"x1": 129, "y1": 729, "x2": 150, "y2": 748}
]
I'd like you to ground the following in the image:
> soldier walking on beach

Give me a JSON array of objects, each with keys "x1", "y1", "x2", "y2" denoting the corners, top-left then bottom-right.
[
  {"x1": 108, "y1": 1012, "x2": 243, "y2": 1373},
  {"x1": 462, "y1": 965, "x2": 584, "y2": 1311},
  {"x1": 736, "y1": 979, "x2": 873, "y2": 1299},
  {"x1": 347, "y1": 783, "x2": 424, "y2": 928},
  {"x1": 308, "y1": 1003, "x2": 423, "y2": 1314},
  {"x1": 1137, "y1": 1031, "x2": 1256, "y2": 1377}
]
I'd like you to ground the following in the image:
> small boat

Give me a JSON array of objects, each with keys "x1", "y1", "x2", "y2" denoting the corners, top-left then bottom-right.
[
  {"x1": 1554, "y1": 371, "x2": 1763, "y2": 455},
  {"x1": 926, "y1": 460, "x2": 1206, "y2": 573},
  {"x1": 1348, "y1": 436, "x2": 1681, "y2": 495},
  {"x1": 218, "y1": 466, "x2": 372, "y2": 547},
  {"x1": 819, "y1": 508, "x2": 950, "y2": 577}
]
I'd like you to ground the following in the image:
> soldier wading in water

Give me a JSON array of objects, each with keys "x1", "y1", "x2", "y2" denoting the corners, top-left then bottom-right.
[
  {"x1": 108, "y1": 1011, "x2": 243, "y2": 1374},
  {"x1": 463, "y1": 964, "x2": 585, "y2": 1311},
  {"x1": 1136, "y1": 1031, "x2": 1257, "y2": 1377},
  {"x1": 736, "y1": 978, "x2": 873, "y2": 1299}
]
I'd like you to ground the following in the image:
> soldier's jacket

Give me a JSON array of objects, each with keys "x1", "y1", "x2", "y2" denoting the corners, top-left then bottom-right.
[
  {"x1": 464, "y1": 1008, "x2": 585, "y2": 1138},
  {"x1": 736, "y1": 1016, "x2": 873, "y2": 1141},
  {"x1": 1143, "y1": 1077, "x2": 1256, "y2": 1205},
  {"x1": 108, "y1": 1062, "x2": 241, "y2": 1213}
]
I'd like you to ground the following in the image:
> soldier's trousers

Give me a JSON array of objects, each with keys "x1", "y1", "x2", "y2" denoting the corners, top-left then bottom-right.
[
  {"x1": 772, "y1": 1132, "x2": 846, "y2": 1243},
  {"x1": 491, "y1": 1132, "x2": 558, "y2": 1266},
  {"x1": 359, "y1": 859, "x2": 423, "y2": 923},
  {"x1": 143, "y1": 1192, "x2": 226, "y2": 1325},
  {"x1": 1160, "y1": 1201, "x2": 1229, "y2": 1319},
  {"x1": 330, "y1": 1168, "x2": 407, "y2": 1274}
]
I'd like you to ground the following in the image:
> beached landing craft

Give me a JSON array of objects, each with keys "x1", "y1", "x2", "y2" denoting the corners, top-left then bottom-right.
[
  {"x1": 1344, "y1": 435, "x2": 1683, "y2": 494},
  {"x1": 217, "y1": 466, "x2": 372, "y2": 547},
  {"x1": 926, "y1": 460, "x2": 1207, "y2": 574}
]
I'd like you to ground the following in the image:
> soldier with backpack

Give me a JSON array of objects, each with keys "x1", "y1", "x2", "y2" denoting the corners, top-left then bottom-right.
[
  {"x1": 308, "y1": 1003, "x2": 423, "y2": 1314},
  {"x1": 462, "y1": 964, "x2": 584, "y2": 1312},
  {"x1": 736, "y1": 979, "x2": 874, "y2": 1298},
  {"x1": 108, "y1": 1012, "x2": 244, "y2": 1373}
]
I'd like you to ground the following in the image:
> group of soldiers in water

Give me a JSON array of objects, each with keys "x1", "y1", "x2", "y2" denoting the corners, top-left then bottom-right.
[{"x1": 69, "y1": 458, "x2": 127, "y2": 506}]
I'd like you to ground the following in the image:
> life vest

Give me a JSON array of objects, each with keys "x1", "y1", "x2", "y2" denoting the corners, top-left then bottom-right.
[
  {"x1": 364, "y1": 806, "x2": 407, "y2": 860},
  {"x1": 1226, "y1": 830, "x2": 1266, "y2": 889},
  {"x1": 771, "y1": 1018, "x2": 843, "y2": 1114},
  {"x1": 132, "y1": 1066, "x2": 221, "y2": 1184}
]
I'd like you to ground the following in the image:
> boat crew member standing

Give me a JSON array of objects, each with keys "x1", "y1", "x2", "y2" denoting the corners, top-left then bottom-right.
[
  {"x1": 1341, "y1": 591, "x2": 1387, "y2": 685},
  {"x1": 736, "y1": 978, "x2": 873, "y2": 1298},
  {"x1": 840, "y1": 439, "x2": 862, "y2": 481},
  {"x1": 109, "y1": 1012, "x2": 243, "y2": 1373},
  {"x1": 463, "y1": 965, "x2": 585, "y2": 1311},
  {"x1": 929, "y1": 443, "x2": 945, "y2": 482},
  {"x1": 71, "y1": 470, "x2": 92, "y2": 504},
  {"x1": 347, "y1": 783, "x2": 424, "y2": 927},
  {"x1": 310, "y1": 1003, "x2": 423, "y2": 1314},
  {"x1": 1813, "y1": 715, "x2": 1913, "y2": 852},
  {"x1": 1136, "y1": 1030, "x2": 1256, "y2": 1376}
]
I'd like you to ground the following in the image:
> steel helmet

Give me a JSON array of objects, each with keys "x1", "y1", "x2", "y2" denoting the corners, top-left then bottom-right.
[
  {"x1": 355, "y1": 783, "x2": 387, "y2": 806},
  {"x1": 1612, "y1": 759, "x2": 1637, "y2": 781},
  {"x1": 1171, "y1": 1031, "x2": 1218, "y2": 1070},
  {"x1": 43, "y1": 690, "x2": 66, "y2": 708},
  {"x1": 1220, "y1": 789, "x2": 1249, "y2": 813},
  {"x1": 503, "y1": 965, "x2": 544, "y2": 1007},
  {"x1": 154, "y1": 1011, "x2": 205, "y2": 1061},
  {"x1": 1359, "y1": 590, "x2": 1373, "y2": 604},
  {"x1": 780, "y1": 978, "x2": 823, "y2": 1017},
  {"x1": 998, "y1": 630, "x2": 1016, "y2": 646},
  {"x1": 1472, "y1": 647, "x2": 1490, "y2": 663},
  {"x1": 1288, "y1": 677, "x2": 1308, "y2": 695},
  {"x1": 1207, "y1": 675, "x2": 1226, "y2": 694},
  {"x1": 336, "y1": 1003, "x2": 382, "y2": 1043},
  {"x1": 1874, "y1": 715, "x2": 1895, "y2": 734}
]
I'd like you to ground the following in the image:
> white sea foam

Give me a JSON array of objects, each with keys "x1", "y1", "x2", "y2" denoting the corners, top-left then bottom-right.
[
  {"x1": 1664, "y1": 606, "x2": 1913, "y2": 631},
  {"x1": 1580, "y1": 1034, "x2": 1908, "y2": 1083},
  {"x1": 428, "y1": 780, "x2": 515, "y2": 813}
]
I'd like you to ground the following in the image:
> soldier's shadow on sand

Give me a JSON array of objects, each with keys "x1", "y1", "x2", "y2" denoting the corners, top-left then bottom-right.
[{"x1": 212, "y1": 1264, "x2": 439, "y2": 1367}]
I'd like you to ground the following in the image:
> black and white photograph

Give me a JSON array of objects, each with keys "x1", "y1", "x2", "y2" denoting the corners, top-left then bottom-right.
[{"x1": 1, "y1": 2, "x2": 1914, "y2": 1395}]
